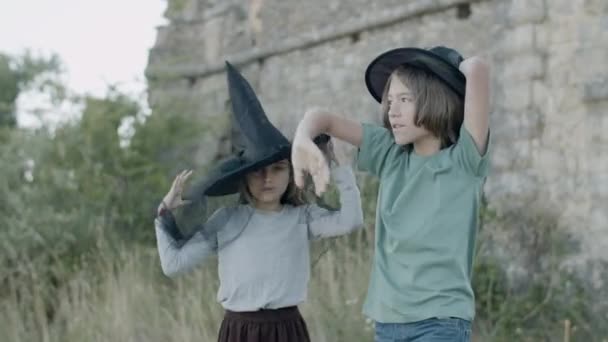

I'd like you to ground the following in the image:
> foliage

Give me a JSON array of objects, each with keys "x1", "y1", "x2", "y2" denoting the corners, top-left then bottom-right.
[{"x1": 0, "y1": 51, "x2": 64, "y2": 127}]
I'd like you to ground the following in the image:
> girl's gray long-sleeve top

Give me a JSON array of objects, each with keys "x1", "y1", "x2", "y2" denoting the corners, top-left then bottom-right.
[{"x1": 154, "y1": 165, "x2": 364, "y2": 312}]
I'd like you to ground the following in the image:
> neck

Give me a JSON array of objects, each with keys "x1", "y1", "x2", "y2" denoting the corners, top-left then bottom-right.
[
  {"x1": 412, "y1": 135, "x2": 441, "y2": 156},
  {"x1": 252, "y1": 201, "x2": 283, "y2": 212}
]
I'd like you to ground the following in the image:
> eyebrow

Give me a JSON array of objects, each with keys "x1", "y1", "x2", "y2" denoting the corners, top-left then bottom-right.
[{"x1": 388, "y1": 92, "x2": 413, "y2": 98}]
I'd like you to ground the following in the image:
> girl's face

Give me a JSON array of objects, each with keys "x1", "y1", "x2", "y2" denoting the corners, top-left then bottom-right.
[
  {"x1": 386, "y1": 75, "x2": 434, "y2": 146},
  {"x1": 245, "y1": 159, "x2": 291, "y2": 210}
]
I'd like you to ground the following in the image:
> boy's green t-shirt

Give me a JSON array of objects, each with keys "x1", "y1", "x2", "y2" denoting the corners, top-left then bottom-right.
[{"x1": 357, "y1": 123, "x2": 491, "y2": 323}]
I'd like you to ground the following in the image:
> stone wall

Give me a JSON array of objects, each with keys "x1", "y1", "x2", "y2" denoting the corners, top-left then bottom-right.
[{"x1": 146, "y1": 0, "x2": 608, "y2": 298}]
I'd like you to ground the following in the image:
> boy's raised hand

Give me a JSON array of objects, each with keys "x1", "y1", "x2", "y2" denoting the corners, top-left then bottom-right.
[
  {"x1": 458, "y1": 56, "x2": 489, "y2": 78},
  {"x1": 292, "y1": 131, "x2": 330, "y2": 196},
  {"x1": 319, "y1": 139, "x2": 338, "y2": 167}
]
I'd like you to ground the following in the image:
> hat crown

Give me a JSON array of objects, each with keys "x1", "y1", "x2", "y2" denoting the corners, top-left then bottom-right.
[
  {"x1": 188, "y1": 62, "x2": 291, "y2": 197},
  {"x1": 364, "y1": 45, "x2": 467, "y2": 102},
  {"x1": 428, "y1": 46, "x2": 464, "y2": 69},
  {"x1": 225, "y1": 62, "x2": 290, "y2": 162}
]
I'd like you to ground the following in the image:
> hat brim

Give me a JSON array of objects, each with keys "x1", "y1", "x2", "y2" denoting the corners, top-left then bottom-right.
[
  {"x1": 185, "y1": 146, "x2": 291, "y2": 198},
  {"x1": 365, "y1": 48, "x2": 466, "y2": 103}
]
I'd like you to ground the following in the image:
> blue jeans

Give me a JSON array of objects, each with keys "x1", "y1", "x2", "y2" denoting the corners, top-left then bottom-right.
[{"x1": 375, "y1": 318, "x2": 471, "y2": 342}]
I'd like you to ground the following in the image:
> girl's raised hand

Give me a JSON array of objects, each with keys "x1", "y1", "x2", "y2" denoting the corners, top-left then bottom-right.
[{"x1": 159, "y1": 169, "x2": 194, "y2": 212}]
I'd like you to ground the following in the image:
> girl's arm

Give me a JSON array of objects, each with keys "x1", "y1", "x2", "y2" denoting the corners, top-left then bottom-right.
[
  {"x1": 154, "y1": 207, "x2": 228, "y2": 277},
  {"x1": 459, "y1": 56, "x2": 491, "y2": 155},
  {"x1": 154, "y1": 170, "x2": 228, "y2": 277},
  {"x1": 306, "y1": 164, "x2": 364, "y2": 239},
  {"x1": 292, "y1": 109, "x2": 363, "y2": 195}
]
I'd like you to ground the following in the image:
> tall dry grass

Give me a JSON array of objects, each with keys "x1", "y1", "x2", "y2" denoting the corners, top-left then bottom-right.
[{"x1": 0, "y1": 228, "x2": 375, "y2": 342}]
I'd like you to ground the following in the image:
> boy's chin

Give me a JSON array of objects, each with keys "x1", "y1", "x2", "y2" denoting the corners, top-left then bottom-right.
[{"x1": 393, "y1": 135, "x2": 412, "y2": 146}]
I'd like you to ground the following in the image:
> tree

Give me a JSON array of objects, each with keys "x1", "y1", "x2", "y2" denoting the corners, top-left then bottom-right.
[{"x1": 0, "y1": 51, "x2": 64, "y2": 128}]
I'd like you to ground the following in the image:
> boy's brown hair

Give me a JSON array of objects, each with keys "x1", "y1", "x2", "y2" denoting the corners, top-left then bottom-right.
[{"x1": 380, "y1": 66, "x2": 464, "y2": 148}]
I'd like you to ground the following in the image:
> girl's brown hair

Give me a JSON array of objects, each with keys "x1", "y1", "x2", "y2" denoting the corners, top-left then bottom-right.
[{"x1": 380, "y1": 66, "x2": 464, "y2": 148}]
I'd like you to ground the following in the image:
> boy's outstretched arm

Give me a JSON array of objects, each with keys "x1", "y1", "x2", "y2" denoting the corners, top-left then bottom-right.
[
  {"x1": 296, "y1": 108, "x2": 363, "y2": 148},
  {"x1": 292, "y1": 109, "x2": 362, "y2": 195},
  {"x1": 459, "y1": 56, "x2": 491, "y2": 155}
]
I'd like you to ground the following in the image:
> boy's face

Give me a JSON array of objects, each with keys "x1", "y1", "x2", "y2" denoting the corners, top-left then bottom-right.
[
  {"x1": 386, "y1": 75, "x2": 433, "y2": 146},
  {"x1": 245, "y1": 159, "x2": 291, "y2": 208}
]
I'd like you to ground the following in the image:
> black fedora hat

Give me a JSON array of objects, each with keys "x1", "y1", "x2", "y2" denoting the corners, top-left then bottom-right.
[{"x1": 365, "y1": 46, "x2": 466, "y2": 103}]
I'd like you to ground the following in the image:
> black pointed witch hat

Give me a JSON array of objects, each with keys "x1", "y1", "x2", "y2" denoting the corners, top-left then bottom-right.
[{"x1": 189, "y1": 62, "x2": 292, "y2": 197}]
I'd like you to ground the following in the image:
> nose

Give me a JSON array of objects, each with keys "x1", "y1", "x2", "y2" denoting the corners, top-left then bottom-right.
[
  {"x1": 260, "y1": 168, "x2": 271, "y2": 182},
  {"x1": 388, "y1": 104, "x2": 399, "y2": 118}
]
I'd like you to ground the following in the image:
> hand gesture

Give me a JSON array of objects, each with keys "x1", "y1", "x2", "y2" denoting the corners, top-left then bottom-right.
[
  {"x1": 459, "y1": 56, "x2": 489, "y2": 77},
  {"x1": 292, "y1": 132, "x2": 330, "y2": 196},
  {"x1": 316, "y1": 135, "x2": 338, "y2": 167},
  {"x1": 159, "y1": 170, "x2": 193, "y2": 213}
]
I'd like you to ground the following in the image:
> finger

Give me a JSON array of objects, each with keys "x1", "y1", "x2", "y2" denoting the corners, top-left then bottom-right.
[
  {"x1": 320, "y1": 164, "x2": 330, "y2": 191},
  {"x1": 174, "y1": 169, "x2": 187, "y2": 185},
  {"x1": 183, "y1": 170, "x2": 193, "y2": 183},
  {"x1": 313, "y1": 174, "x2": 325, "y2": 196},
  {"x1": 180, "y1": 170, "x2": 193, "y2": 193},
  {"x1": 293, "y1": 147, "x2": 310, "y2": 188},
  {"x1": 317, "y1": 173, "x2": 329, "y2": 196},
  {"x1": 314, "y1": 152, "x2": 330, "y2": 195},
  {"x1": 178, "y1": 199, "x2": 193, "y2": 207},
  {"x1": 177, "y1": 169, "x2": 190, "y2": 188},
  {"x1": 314, "y1": 169, "x2": 328, "y2": 196},
  {"x1": 171, "y1": 173, "x2": 181, "y2": 189},
  {"x1": 293, "y1": 163, "x2": 305, "y2": 188},
  {"x1": 174, "y1": 173, "x2": 183, "y2": 191},
  {"x1": 178, "y1": 169, "x2": 188, "y2": 182}
]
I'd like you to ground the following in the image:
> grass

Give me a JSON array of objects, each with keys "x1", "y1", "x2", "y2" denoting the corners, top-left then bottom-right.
[
  {"x1": 0, "y1": 179, "x2": 604, "y2": 341},
  {"x1": 0, "y1": 229, "x2": 375, "y2": 342}
]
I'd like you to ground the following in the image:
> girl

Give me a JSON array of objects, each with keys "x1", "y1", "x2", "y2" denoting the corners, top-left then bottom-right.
[
  {"x1": 154, "y1": 62, "x2": 364, "y2": 342},
  {"x1": 291, "y1": 46, "x2": 491, "y2": 342}
]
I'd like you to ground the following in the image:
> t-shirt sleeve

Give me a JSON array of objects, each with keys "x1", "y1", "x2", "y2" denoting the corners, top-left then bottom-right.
[
  {"x1": 449, "y1": 124, "x2": 491, "y2": 178},
  {"x1": 356, "y1": 123, "x2": 396, "y2": 177}
]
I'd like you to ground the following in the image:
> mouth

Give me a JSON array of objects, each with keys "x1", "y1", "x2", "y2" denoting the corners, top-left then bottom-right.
[
  {"x1": 391, "y1": 124, "x2": 406, "y2": 130},
  {"x1": 262, "y1": 187, "x2": 275, "y2": 192}
]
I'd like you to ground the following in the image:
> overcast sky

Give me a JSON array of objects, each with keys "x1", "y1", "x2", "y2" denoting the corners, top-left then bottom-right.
[{"x1": 0, "y1": 0, "x2": 167, "y2": 126}]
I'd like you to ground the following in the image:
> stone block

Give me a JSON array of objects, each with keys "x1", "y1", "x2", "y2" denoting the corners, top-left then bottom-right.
[
  {"x1": 507, "y1": 0, "x2": 546, "y2": 25},
  {"x1": 584, "y1": 0, "x2": 608, "y2": 15},
  {"x1": 504, "y1": 53, "x2": 545, "y2": 81},
  {"x1": 499, "y1": 24, "x2": 536, "y2": 56},
  {"x1": 203, "y1": 16, "x2": 224, "y2": 64},
  {"x1": 532, "y1": 80, "x2": 549, "y2": 108},
  {"x1": 498, "y1": 80, "x2": 533, "y2": 111},
  {"x1": 583, "y1": 76, "x2": 608, "y2": 102}
]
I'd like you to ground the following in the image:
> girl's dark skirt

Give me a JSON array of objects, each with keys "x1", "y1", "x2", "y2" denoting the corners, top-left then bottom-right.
[{"x1": 217, "y1": 306, "x2": 311, "y2": 342}]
